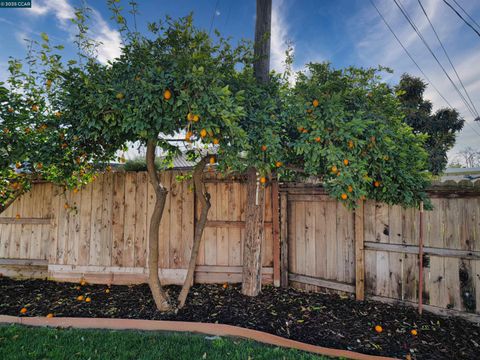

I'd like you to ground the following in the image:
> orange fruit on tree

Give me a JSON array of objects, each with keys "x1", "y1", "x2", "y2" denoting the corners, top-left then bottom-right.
[
  {"x1": 374, "y1": 181, "x2": 380, "y2": 188},
  {"x1": 315, "y1": 137, "x2": 321, "y2": 143},
  {"x1": 85, "y1": 297, "x2": 91, "y2": 303},
  {"x1": 15, "y1": 214, "x2": 21, "y2": 219},
  {"x1": 31, "y1": 104, "x2": 39, "y2": 112},
  {"x1": 331, "y1": 165, "x2": 338, "y2": 174},
  {"x1": 193, "y1": 114, "x2": 199, "y2": 122},
  {"x1": 302, "y1": 128, "x2": 309, "y2": 133},
  {"x1": 73, "y1": 188, "x2": 79, "y2": 194},
  {"x1": 37, "y1": 163, "x2": 43, "y2": 169},
  {"x1": 306, "y1": 109, "x2": 312, "y2": 114},
  {"x1": 80, "y1": 280, "x2": 86, "y2": 286},
  {"x1": 200, "y1": 129, "x2": 207, "y2": 138},
  {"x1": 46, "y1": 313, "x2": 54, "y2": 318},
  {"x1": 341, "y1": 193, "x2": 348, "y2": 200},
  {"x1": 312, "y1": 99, "x2": 319, "y2": 107},
  {"x1": 209, "y1": 157, "x2": 215, "y2": 165},
  {"x1": 185, "y1": 131, "x2": 193, "y2": 141},
  {"x1": 7, "y1": 107, "x2": 14, "y2": 113},
  {"x1": 275, "y1": 161, "x2": 282, "y2": 168},
  {"x1": 76, "y1": 295, "x2": 84, "y2": 301},
  {"x1": 222, "y1": 283, "x2": 228, "y2": 289},
  {"x1": 46, "y1": 79, "x2": 52, "y2": 88},
  {"x1": 360, "y1": 195, "x2": 366, "y2": 201},
  {"x1": 213, "y1": 138, "x2": 219, "y2": 145},
  {"x1": 348, "y1": 185, "x2": 353, "y2": 193},
  {"x1": 259, "y1": 177, "x2": 267, "y2": 184},
  {"x1": 261, "y1": 145, "x2": 267, "y2": 151},
  {"x1": 375, "y1": 325, "x2": 383, "y2": 333},
  {"x1": 343, "y1": 159, "x2": 349, "y2": 166},
  {"x1": 55, "y1": 111, "x2": 62, "y2": 118},
  {"x1": 298, "y1": 126, "x2": 304, "y2": 132},
  {"x1": 163, "y1": 89, "x2": 172, "y2": 100},
  {"x1": 15, "y1": 162, "x2": 22, "y2": 169},
  {"x1": 187, "y1": 112, "x2": 195, "y2": 121},
  {"x1": 20, "y1": 307, "x2": 27, "y2": 314},
  {"x1": 348, "y1": 140, "x2": 354, "y2": 149},
  {"x1": 411, "y1": 329, "x2": 418, "y2": 336}
]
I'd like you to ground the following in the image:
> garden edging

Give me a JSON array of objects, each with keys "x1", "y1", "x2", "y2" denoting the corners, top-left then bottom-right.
[{"x1": 0, "y1": 315, "x2": 397, "y2": 360}]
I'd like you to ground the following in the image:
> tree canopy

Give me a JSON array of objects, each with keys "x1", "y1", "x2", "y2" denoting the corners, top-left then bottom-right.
[{"x1": 396, "y1": 74, "x2": 465, "y2": 175}]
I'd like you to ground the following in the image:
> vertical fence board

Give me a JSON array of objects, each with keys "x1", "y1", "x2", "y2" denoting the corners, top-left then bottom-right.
[
  {"x1": 134, "y1": 172, "x2": 147, "y2": 268},
  {"x1": 78, "y1": 182, "x2": 93, "y2": 266},
  {"x1": 111, "y1": 173, "x2": 126, "y2": 266}
]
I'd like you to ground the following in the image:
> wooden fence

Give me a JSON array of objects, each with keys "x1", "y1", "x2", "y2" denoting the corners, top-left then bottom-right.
[
  {"x1": 280, "y1": 183, "x2": 480, "y2": 320},
  {"x1": 1, "y1": 171, "x2": 479, "y2": 319},
  {"x1": 0, "y1": 171, "x2": 274, "y2": 284}
]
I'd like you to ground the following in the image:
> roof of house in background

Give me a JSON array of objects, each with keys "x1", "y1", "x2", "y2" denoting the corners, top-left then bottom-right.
[{"x1": 441, "y1": 167, "x2": 480, "y2": 182}]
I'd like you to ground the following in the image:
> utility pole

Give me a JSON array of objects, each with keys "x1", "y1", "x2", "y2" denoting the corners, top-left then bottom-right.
[{"x1": 242, "y1": 0, "x2": 272, "y2": 297}]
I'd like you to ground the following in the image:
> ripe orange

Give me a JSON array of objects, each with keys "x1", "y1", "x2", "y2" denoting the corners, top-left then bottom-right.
[
  {"x1": 209, "y1": 157, "x2": 215, "y2": 165},
  {"x1": 46, "y1": 313, "x2": 54, "y2": 318},
  {"x1": 343, "y1": 159, "x2": 349, "y2": 166},
  {"x1": 46, "y1": 79, "x2": 52, "y2": 88},
  {"x1": 185, "y1": 131, "x2": 193, "y2": 141},
  {"x1": 200, "y1": 129, "x2": 207, "y2": 138},
  {"x1": 73, "y1": 188, "x2": 79, "y2": 194},
  {"x1": 312, "y1": 99, "x2": 319, "y2": 107},
  {"x1": 375, "y1": 325, "x2": 383, "y2": 333},
  {"x1": 7, "y1": 107, "x2": 14, "y2": 113},
  {"x1": 193, "y1": 114, "x2": 199, "y2": 122},
  {"x1": 15, "y1": 214, "x2": 21, "y2": 219},
  {"x1": 306, "y1": 109, "x2": 312, "y2": 114},
  {"x1": 298, "y1": 126, "x2": 304, "y2": 132},
  {"x1": 187, "y1": 112, "x2": 195, "y2": 121},
  {"x1": 374, "y1": 181, "x2": 380, "y2": 188},
  {"x1": 80, "y1": 280, "x2": 86, "y2": 286},
  {"x1": 275, "y1": 161, "x2": 282, "y2": 168},
  {"x1": 37, "y1": 162, "x2": 43, "y2": 169},
  {"x1": 341, "y1": 193, "x2": 348, "y2": 200},
  {"x1": 259, "y1": 177, "x2": 267, "y2": 184},
  {"x1": 261, "y1": 145, "x2": 267, "y2": 151},
  {"x1": 163, "y1": 89, "x2": 172, "y2": 100},
  {"x1": 106, "y1": 165, "x2": 112, "y2": 172},
  {"x1": 331, "y1": 165, "x2": 338, "y2": 174},
  {"x1": 222, "y1": 283, "x2": 228, "y2": 289},
  {"x1": 85, "y1": 297, "x2": 91, "y2": 303},
  {"x1": 411, "y1": 329, "x2": 418, "y2": 336},
  {"x1": 77, "y1": 295, "x2": 84, "y2": 301},
  {"x1": 15, "y1": 162, "x2": 21, "y2": 169},
  {"x1": 115, "y1": 92, "x2": 124, "y2": 100},
  {"x1": 213, "y1": 138, "x2": 219, "y2": 145},
  {"x1": 302, "y1": 129, "x2": 309, "y2": 133},
  {"x1": 31, "y1": 104, "x2": 39, "y2": 112},
  {"x1": 360, "y1": 195, "x2": 366, "y2": 201},
  {"x1": 315, "y1": 137, "x2": 321, "y2": 143},
  {"x1": 348, "y1": 140, "x2": 354, "y2": 149},
  {"x1": 20, "y1": 307, "x2": 27, "y2": 314},
  {"x1": 348, "y1": 185, "x2": 353, "y2": 193}
]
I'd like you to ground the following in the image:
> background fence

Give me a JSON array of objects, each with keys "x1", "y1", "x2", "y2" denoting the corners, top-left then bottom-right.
[{"x1": 0, "y1": 171, "x2": 479, "y2": 320}]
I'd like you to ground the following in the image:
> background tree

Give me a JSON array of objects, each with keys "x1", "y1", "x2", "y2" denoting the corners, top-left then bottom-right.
[
  {"x1": 395, "y1": 74, "x2": 464, "y2": 175},
  {"x1": 456, "y1": 147, "x2": 480, "y2": 168},
  {"x1": 288, "y1": 63, "x2": 430, "y2": 208}
]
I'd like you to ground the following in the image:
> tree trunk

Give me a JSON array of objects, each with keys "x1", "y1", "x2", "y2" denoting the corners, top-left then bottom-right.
[
  {"x1": 177, "y1": 157, "x2": 210, "y2": 308},
  {"x1": 146, "y1": 139, "x2": 171, "y2": 311},
  {"x1": 242, "y1": 0, "x2": 271, "y2": 297},
  {"x1": 242, "y1": 167, "x2": 266, "y2": 296}
]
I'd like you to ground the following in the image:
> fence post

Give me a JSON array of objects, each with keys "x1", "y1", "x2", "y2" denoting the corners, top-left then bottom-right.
[
  {"x1": 279, "y1": 190, "x2": 289, "y2": 287},
  {"x1": 271, "y1": 181, "x2": 281, "y2": 287},
  {"x1": 354, "y1": 200, "x2": 365, "y2": 300}
]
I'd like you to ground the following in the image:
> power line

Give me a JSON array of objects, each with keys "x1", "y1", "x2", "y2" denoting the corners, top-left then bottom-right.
[
  {"x1": 442, "y1": 0, "x2": 480, "y2": 38},
  {"x1": 369, "y1": 0, "x2": 480, "y2": 137},
  {"x1": 393, "y1": 0, "x2": 478, "y2": 119},
  {"x1": 208, "y1": 0, "x2": 220, "y2": 35},
  {"x1": 417, "y1": 0, "x2": 479, "y2": 119},
  {"x1": 452, "y1": 0, "x2": 480, "y2": 31},
  {"x1": 368, "y1": 0, "x2": 454, "y2": 108}
]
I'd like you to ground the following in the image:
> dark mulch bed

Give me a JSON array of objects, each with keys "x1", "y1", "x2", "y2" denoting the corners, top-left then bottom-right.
[{"x1": 1, "y1": 278, "x2": 479, "y2": 359}]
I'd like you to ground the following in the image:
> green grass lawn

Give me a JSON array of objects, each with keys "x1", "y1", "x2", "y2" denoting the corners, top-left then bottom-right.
[{"x1": 0, "y1": 325, "x2": 330, "y2": 359}]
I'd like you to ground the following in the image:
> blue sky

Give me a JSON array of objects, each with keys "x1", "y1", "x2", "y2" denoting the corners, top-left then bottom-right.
[{"x1": 1, "y1": 0, "x2": 479, "y2": 161}]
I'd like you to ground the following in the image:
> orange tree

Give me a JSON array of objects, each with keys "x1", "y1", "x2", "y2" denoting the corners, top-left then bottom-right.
[
  {"x1": 286, "y1": 63, "x2": 430, "y2": 208},
  {"x1": 0, "y1": 36, "x2": 118, "y2": 215},
  {"x1": 58, "y1": 15, "x2": 249, "y2": 310}
]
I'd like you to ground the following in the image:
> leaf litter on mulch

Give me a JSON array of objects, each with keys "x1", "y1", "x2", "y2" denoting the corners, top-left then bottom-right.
[{"x1": 0, "y1": 277, "x2": 479, "y2": 359}]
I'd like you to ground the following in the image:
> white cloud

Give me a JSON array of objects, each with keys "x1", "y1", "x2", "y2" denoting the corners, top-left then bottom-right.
[
  {"x1": 271, "y1": 0, "x2": 291, "y2": 73},
  {"x1": 24, "y1": 0, "x2": 121, "y2": 64},
  {"x1": 350, "y1": 0, "x2": 480, "y2": 159}
]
